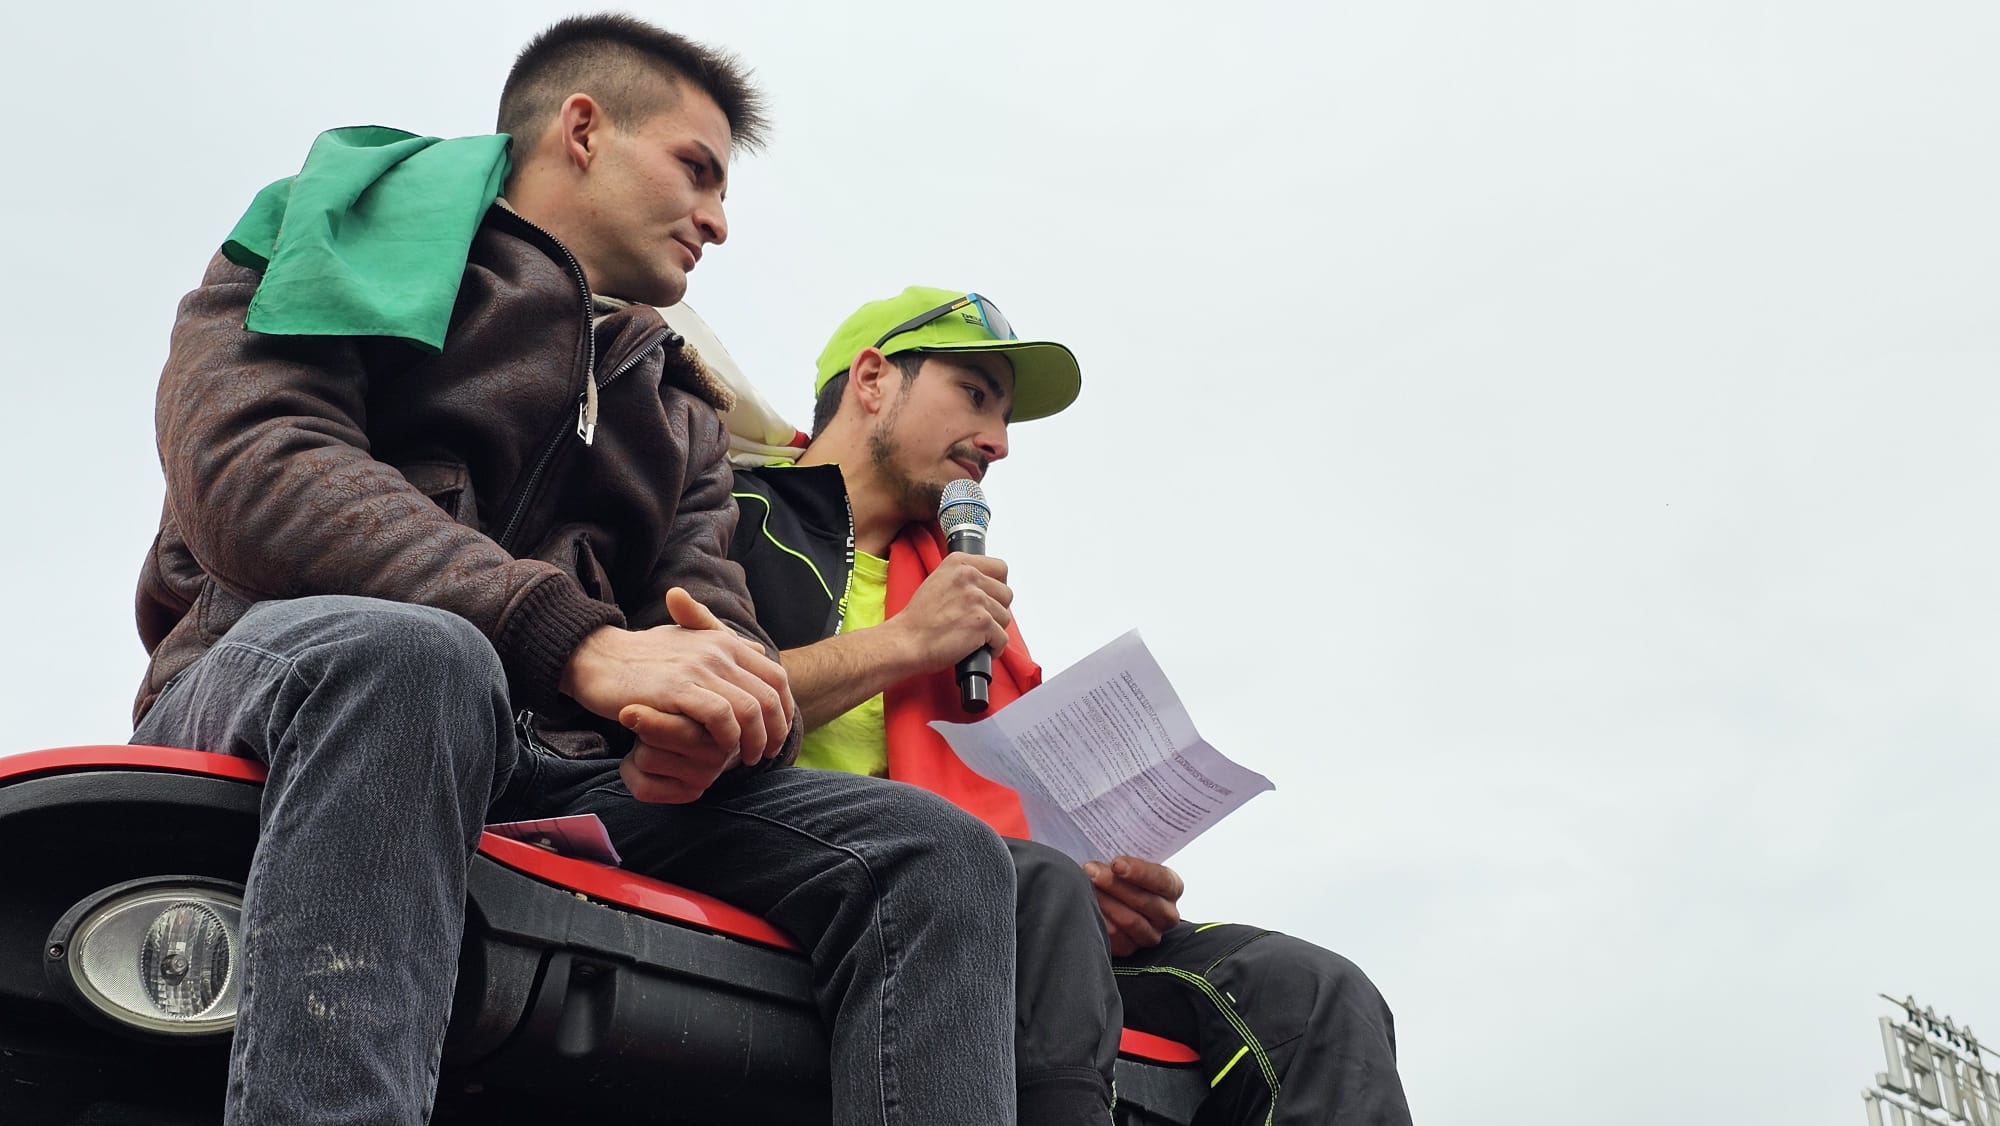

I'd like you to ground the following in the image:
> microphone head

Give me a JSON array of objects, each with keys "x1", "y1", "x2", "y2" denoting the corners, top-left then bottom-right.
[{"x1": 938, "y1": 478, "x2": 991, "y2": 538}]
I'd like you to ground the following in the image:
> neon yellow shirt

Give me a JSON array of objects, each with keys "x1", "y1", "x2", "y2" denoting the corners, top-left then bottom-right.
[{"x1": 797, "y1": 549, "x2": 890, "y2": 776}]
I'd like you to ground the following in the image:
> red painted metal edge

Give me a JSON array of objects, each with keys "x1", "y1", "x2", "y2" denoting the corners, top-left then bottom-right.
[
  {"x1": 1, "y1": 745, "x2": 796, "y2": 950},
  {"x1": 475, "y1": 833, "x2": 799, "y2": 951},
  {"x1": 0, "y1": 745, "x2": 269, "y2": 783},
  {"x1": 4, "y1": 746, "x2": 1203, "y2": 1062},
  {"x1": 1118, "y1": 1027, "x2": 1202, "y2": 1065}
]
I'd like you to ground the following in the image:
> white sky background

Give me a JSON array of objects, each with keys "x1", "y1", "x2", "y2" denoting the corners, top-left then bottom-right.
[{"x1": 2, "y1": 0, "x2": 1995, "y2": 1120}]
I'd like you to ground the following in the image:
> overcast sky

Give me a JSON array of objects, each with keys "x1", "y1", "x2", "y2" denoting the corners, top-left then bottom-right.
[{"x1": 3, "y1": 1, "x2": 1997, "y2": 1122}]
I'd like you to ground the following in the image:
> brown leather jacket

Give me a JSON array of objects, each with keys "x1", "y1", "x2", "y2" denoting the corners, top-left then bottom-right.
[{"x1": 135, "y1": 206, "x2": 796, "y2": 765}]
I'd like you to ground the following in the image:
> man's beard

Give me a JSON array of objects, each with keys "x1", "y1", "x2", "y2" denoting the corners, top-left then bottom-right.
[{"x1": 867, "y1": 402, "x2": 948, "y2": 520}]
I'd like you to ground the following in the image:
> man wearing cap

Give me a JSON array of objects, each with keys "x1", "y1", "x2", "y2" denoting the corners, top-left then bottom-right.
[{"x1": 727, "y1": 287, "x2": 1415, "y2": 1126}]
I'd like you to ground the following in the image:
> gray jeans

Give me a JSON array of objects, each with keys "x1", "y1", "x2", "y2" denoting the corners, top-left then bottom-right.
[{"x1": 133, "y1": 595, "x2": 1109, "y2": 1125}]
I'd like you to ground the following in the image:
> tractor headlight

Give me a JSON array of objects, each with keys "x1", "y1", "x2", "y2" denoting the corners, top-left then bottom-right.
[{"x1": 48, "y1": 877, "x2": 245, "y2": 1038}]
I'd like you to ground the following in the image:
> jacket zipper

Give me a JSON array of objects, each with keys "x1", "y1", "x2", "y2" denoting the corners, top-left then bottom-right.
[
  {"x1": 497, "y1": 213, "x2": 596, "y2": 551},
  {"x1": 491, "y1": 213, "x2": 682, "y2": 551},
  {"x1": 498, "y1": 320, "x2": 674, "y2": 551},
  {"x1": 833, "y1": 489, "x2": 856, "y2": 634},
  {"x1": 578, "y1": 325, "x2": 675, "y2": 441}
]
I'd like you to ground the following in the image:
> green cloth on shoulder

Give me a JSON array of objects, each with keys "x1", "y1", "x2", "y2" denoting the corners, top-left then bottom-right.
[{"x1": 221, "y1": 127, "x2": 512, "y2": 354}]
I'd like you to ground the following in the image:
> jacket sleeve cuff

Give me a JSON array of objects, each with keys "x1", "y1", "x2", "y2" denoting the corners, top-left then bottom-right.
[{"x1": 496, "y1": 574, "x2": 626, "y2": 710}]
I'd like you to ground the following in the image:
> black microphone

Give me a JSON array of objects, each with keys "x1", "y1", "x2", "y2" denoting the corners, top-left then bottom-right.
[{"x1": 938, "y1": 479, "x2": 993, "y2": 713}]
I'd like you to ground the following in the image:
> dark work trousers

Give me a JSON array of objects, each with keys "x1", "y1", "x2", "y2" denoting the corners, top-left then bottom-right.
[
  {"x1": 1003, "y1": 838, "x2": 1123, "y2": 1123},
  {"x1": 1113, "y1": 923, "x2": 1411, "y2": 1126},
  {"x1": 556, "y1": 775, "x2": 1120, "y2": 1126}
]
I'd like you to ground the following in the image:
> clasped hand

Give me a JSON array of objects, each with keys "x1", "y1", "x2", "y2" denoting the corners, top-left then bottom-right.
[{"x1": 562, "y1": 587, "x2": 797, "y2": 804}]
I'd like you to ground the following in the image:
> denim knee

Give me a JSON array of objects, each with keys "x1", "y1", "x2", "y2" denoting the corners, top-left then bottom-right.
[
  {"x1": 883, "y1": 783, "x2": 1015, "y2": 900},
  {"x1": 232, "y1": 595, "x2": 514, "y2": 792},
  {"x1": 244, "y1": 595, "x2": 502, "y2": 688}
]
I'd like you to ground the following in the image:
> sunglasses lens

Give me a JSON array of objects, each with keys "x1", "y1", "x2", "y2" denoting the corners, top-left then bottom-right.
[
  {"x1": 875, "y1": 294, "x2": 1017, "y2": 351},
  {"x1": 970, "y1": 294, "x2": 1016, "y2": 341}
]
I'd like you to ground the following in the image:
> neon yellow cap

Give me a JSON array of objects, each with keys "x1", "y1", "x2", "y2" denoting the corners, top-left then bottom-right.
[{"x1": 813, "y1": 286, "x2": 1081, "y2": 422}]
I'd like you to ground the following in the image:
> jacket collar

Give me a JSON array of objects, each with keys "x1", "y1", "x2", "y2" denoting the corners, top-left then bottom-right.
[{"x1": 746, "y1": 462, "x2": 852, "y2": 543}]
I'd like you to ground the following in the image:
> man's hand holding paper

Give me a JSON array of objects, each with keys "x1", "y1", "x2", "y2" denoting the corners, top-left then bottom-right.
[
  {"x1": 1083, "y1": 856, "x2": 1185, "y2": 955},
  {"x1": 930, "y1": 629, "x2": 1275, "y2": 865}
]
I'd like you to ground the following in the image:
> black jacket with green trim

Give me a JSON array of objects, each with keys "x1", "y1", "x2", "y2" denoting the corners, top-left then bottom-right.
[{"x1": 728, "y1": 464, "x2": 856, "y2": 652}]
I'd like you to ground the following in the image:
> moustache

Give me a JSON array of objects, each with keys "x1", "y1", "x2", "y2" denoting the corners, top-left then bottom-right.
[{"x1": 947, "y1": 445, "x2": 990, "y2": 477}]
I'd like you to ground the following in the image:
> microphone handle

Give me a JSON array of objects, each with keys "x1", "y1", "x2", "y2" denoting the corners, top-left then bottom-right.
[{"x1": 946, "y1": 528, "x2": 992, "y2": 713}]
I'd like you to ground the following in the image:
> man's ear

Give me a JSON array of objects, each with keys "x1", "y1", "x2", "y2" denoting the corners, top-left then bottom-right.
[
  {"x1": 558, "y1": 93, "x2": 608, "y2": 171},
  {"x1": 847, "y1": 349, "x2": 895, "y2": 416}
]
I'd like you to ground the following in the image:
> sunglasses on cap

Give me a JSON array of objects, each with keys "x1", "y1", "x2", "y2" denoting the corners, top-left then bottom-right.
[{"x1": 872, "y1": 293, "x2": 1017, "y2": 351}]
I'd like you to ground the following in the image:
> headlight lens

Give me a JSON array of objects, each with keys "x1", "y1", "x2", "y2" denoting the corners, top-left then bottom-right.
[
  {"x1": 137, "y1": 900, "x2": 234, "y2": 1018},
  {"x1": 54, "y1": 882, "x2": 244, "y2": 1037}
]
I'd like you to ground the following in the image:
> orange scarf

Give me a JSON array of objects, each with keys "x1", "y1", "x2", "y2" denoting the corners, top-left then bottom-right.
[{"x1": 882, "y1": 525, "x2": 1035, "y2": 837}]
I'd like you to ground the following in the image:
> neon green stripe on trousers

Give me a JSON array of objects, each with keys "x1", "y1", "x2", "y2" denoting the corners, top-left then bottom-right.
[
  {"x1": 1211, "y1": 1044, "x2": 1250, "y2": 1088},
  {"x1": 1114, "y1": 963, "x2": 1279, "y2": 1125}
]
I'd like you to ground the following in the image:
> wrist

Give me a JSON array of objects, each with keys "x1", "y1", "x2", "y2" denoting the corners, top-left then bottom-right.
[
  {"x1": 560, "y1": 625, "x2": 617, "y2": 699},
  {"x1": 879, "y1": 617, "x2": 936, "y2": 681}
]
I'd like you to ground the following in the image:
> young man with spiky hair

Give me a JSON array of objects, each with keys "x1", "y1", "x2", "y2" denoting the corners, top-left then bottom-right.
[{"x1": 134, "y1": 17, "x2": 1087, "y2": 1124}]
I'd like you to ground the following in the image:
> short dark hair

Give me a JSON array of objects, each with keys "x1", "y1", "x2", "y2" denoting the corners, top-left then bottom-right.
[
  {"x1": 497, "y1": 13, "x2": 770, "y2": 165},
  {"x1": 811, "y1": 352, "x2": 927, "y2": 438}
]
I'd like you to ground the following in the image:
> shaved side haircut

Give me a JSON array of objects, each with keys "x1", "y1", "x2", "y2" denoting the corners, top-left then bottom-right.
[
  {"x1": 497, "y1": 13, "x2": 771, "y2": 163},
  {"x1": 812, "y1": 352, "x2": 927, "y2": 439}
]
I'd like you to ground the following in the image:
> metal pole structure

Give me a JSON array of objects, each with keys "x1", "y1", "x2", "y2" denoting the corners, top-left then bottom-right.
[{"x1": 1865, "y1": 995, "x2": 2000, "y2": 1126}]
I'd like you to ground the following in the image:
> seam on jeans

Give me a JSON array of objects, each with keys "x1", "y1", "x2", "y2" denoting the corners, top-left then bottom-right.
[
  {"x1": 209, "y1": 642, "x2": 318, "y2": 764},
  {"x1": 211, "y1": 639, "x2": 314, "y2": 693},
  {"x1": 227, "y1": 917, "x2": 264, "y2": 1118},
  {"x1": 1114, "y1": 964, "x2": 1279, "y2": 1124},
  {"x1": 189, "y1": 643, "x2": 302, "y2": 1116}
]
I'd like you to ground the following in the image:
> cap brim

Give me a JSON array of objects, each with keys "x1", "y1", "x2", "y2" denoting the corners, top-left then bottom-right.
[{"x1": 915, "y1": 339, "x2": 1081, "y2": 422}]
